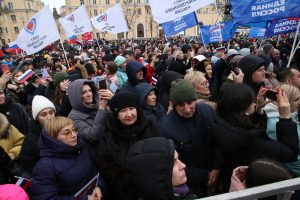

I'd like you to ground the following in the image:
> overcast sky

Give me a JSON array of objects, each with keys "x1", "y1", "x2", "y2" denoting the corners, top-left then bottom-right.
[{"x1": 41, "y1": 0, "x2": 66, "y2": 12}]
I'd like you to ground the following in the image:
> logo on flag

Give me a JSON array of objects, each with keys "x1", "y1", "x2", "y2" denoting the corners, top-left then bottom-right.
[
  {"x1": 25, "y1": 18, "x2": 37, "y2": 34},
  {"x1": 97, "y1": 14, "x2": 107, "y2": 22},
  {"x1": 67, "y1": 14, "x2": 75, "y2": 22}
]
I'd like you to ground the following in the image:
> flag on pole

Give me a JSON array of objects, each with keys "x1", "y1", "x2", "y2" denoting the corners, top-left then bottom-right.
[
  {"x1": 91, "y1": 4, "x2": 128, "y2": 34},
  {"x1": 82, "y1": 32, "x2": 92, "y2": 41},
  {"x1": 5, "y1": 41, "x2": 22, "y2": 54},
  {"x1": 16, "y1": 5, "x2": 60, "y2": 55},
  {"x1": 59, "y1": 5, "x2": 93, "y2": 38},
  {"x1": 17, "y1": 69, "x2": 34, "y2": 83},
  {"x1": 265, "y1": 17, "x2": 299, "y2": 37},
  {"x1": 68, "y1": 35, "x2": 78, "y2": 44},
  {"x1": 149, "y1": 0, "x2": 214, "y2": 24}
]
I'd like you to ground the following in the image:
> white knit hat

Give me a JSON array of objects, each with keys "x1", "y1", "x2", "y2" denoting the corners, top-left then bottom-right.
[{"x1": 31, "y1": 95, "x2": 56, "y2": 120}]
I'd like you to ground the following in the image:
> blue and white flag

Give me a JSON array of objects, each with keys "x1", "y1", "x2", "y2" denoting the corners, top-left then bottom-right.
[
  {"x1": 200, "y1": 21, "x2": 235, "y2": 44},
  {"x1": 162, "y1": 12, "x2": 198, "y2": 37},
  {"x1": 249, "y1": 27, "x2": 266, "y2": 38},
  {"x1": 265, "y1": 17, "x2": 299, "y2": 37},
  {"x1": 231, "y1": 0, "x2": 300, "y2": 25}
]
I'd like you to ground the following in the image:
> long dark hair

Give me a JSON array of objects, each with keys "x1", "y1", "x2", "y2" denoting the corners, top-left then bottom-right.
[
  {"x1": 53, "y1": 83, "x2": 65, "y2": 105},
  {"x1": 217, "y1": 82, "x2": 256, "y2": 129}
]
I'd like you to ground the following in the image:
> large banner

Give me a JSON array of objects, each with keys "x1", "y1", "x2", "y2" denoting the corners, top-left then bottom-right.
[
  {"x1": 231, "y1": 0, "x2": 300, "y2": 25},
  {"x1": 162, "y1": 12, "x2": 198, "y2": 37},
  {"x1": 59, "y1": 5, "x2": 93, "y2": 38},
  {"x1": 16, "y1": 5, "x2": 59, "y2": 55},
  {"x1": 149, "y1": 0, "x2": 214, "y2": 24},
  {"x1": 248, "y1": 27, "x2": 266, "y2": 38},
  {"x1": 265, "y1": 17, "x2": 299, "y2": 37},
  {"x1": 91, "y1": 4, "x2": 128, "y2": 34},
  {"x1": 200, "y1": 21, "x2": 235, "y2": 44}
]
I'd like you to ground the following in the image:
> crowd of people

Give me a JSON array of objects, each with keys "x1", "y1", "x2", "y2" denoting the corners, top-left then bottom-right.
[{"x1": 0, "y1": 34, "x2": 300, "y2": 199}]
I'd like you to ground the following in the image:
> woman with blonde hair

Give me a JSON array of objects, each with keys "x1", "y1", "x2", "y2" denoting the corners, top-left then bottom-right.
[
  {"x1": 264, "y1": 83, "x2": 300, "y2": 177},
  {"x1": 30, "y1": 116, "x2": 104, "y2": 200}
]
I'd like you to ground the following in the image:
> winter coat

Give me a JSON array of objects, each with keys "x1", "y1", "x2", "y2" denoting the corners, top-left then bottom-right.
[
  {"x1": 126, "y1": 137, "x2": 196, "y2": 200},
  {"x1": 264, "y1": 103, "x2": 300, "y2": 177},
  {"x1": 30, "y1": 130, "x2": 104, "y2": 200},
  {"x1": 0, "y1": 96, "x2": 29, "y2": 135},
  {"x1": 0, "y1": 113, "x2": 24, "y2": 160},
  {"x1": 211, "y1": 113, "x2": 299, "y2": 190},
  {"x1": 120, "y1": 60, "x2": 147, "y2": 93},
  {"x1": 160, "y1": 103, "x2": 223, "y2": 195},
  {"x1": 117, "y1": 67, "x2": 128, "y2": 89},
  {"x1": 67, "y1": 79, "x2": 109, "y2": 143},
  {"x1": 20, "y1": 120, "x2": 43, "y2": 176},
  {"x1": 134, "y1": 83, "x2": 166, "y2": 126},
  {"x1": 0, "y1": 184, "x2": 29, "y2": 200},
  {"x1": 90, "y1": 113, "x2": 158, "y2": 200}
]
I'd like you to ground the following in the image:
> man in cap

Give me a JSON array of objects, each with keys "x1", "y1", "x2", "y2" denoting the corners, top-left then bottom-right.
[{"x1": 160, "y1": 79, "x2": 222, "y2": 197}]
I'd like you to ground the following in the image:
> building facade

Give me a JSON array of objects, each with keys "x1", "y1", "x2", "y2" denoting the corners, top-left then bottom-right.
[
  {"x1": 61, "y1": 0, "x2": 228, "y2": 40},
  {"x1": 0, "y1": 0, "x2": 44, "y2": 46}
]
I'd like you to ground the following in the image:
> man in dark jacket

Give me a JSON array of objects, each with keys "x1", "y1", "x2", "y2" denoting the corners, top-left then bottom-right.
[{"x1": 160, "y1": 79, "x2": 223, "y2": 197}]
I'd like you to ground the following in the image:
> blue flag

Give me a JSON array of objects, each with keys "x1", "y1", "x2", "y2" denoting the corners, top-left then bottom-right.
[
  {"x1": 265, "y1": 17, "x2": 299, "y2": 37},
  {"x1": 162, "y1": 12, "x2": 198, "y2": 37},
  {"x1": 200, "y1": 21, "x2": 235, "y2": 44},
  {"x1": 249, "y1": 27, "x2": 266, "y2": 38},
  {"x1": 231, "y1": 0, "x2": 300, "y2": 25}
]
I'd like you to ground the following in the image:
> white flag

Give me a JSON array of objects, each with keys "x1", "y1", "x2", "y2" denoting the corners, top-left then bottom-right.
[
  {"x1": 149, "y1": 0, "x2": 214, "y2": 24},
  {"x1": 91, "y1": 4, "x2": 128, "y2": 34},
  {"x1": 16, "y1": 5, "x2": 59, "y2": 55},
  {"x1": 59, "y1": 5, "x2": 93, "y2": 38}
]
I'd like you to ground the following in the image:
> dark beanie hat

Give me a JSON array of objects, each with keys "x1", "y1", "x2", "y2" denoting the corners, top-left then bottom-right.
[
  {"x1": 238, "y1": 55, "x2": 265, "y2": 77},
  {"x1": 53, "y1": 72, "x2": 68, "y2": 86},
  {"x1": 181, "y1": 44, "x2": 191, "y2": 54},
  {"x1": 170, "y1": 79, "x2": 197, "y2": 105},
  {"x1": 109, "y1": 91, "x2": 139, "y2": 114}
]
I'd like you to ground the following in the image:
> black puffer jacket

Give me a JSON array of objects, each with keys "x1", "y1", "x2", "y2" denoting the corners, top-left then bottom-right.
[{"x1": 90, "y1": 113, "x2": 158, "y2": 200}]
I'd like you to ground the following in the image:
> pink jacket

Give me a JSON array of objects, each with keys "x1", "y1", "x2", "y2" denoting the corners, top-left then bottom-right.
[
  {"x1": 0, "y1": 184, "x2": 29, "y2": 200},
  {"x1": 229, "y1": 166, "x2": 248, "y2": 192}
]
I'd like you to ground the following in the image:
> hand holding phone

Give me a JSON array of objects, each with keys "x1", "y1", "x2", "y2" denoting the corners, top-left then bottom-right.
[
  {"x1": 99, "y1": 79, "x2": 107, "y2": 90},
  {"x1": 265, "y1": 89, "x2": 278, "y2": 101}
]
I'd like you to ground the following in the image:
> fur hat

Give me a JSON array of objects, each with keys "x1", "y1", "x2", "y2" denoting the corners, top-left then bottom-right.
[
  {"x1": 170, "y1": 79, "x2": 197, "y2": 105},
  {"x1": 32, "y1": 95, "x2": 56, "y2": 120}
]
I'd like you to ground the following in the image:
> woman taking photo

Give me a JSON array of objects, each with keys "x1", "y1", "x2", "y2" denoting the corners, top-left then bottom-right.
[
  {"x1": 30, "y1": 116, "x2": 104, "y2": 200},
  {"x1": 91, "y1": 91, "x2": 158, "y2": 200},
  {"x1": 212, "y1": 82, "x2": 299, "y2": 190}
]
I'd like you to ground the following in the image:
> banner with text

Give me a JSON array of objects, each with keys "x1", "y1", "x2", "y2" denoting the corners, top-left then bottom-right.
[
  {"x1": 91, "y1": 3, "x2": 128, "y2": 34},
  {"x1": 59, "y1": 5, "x2": 93, "y2": 38},
  {"x1": 149, "y1": 0, "x2": 214, "y2": 24},
  {"x1": 231, "y1": 0, "x2": 300, "y2": 25},
  {"x1": 16, "y1": 5, "x2": 60, "y2": 55},
  {"x1": 265, "y1": 17, "x2": 299, "y2": 37},
  {"x1": 249, "y1": 27, "x2": 266, "y2": 38},
  {"x1": 162, "y1": 12, "x2": 198, "y2": 37},
  {"x1": 200, "y1": 21, "x2": 235, "y2": 44}
]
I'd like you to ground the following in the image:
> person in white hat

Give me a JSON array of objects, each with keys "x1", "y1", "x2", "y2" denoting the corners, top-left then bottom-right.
[{"x1": 20, "y1": 95, "x2": 56, "y2": 177}]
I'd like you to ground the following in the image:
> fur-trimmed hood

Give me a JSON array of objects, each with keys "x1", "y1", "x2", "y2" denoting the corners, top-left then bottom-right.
[{"x1": 0, "y1": 113, "x2": 10, "y2": 138}]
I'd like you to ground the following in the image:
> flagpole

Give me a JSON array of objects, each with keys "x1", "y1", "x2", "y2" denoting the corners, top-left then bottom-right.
[
  {"x1": 92, "y1": 31, "x2": 101, "y2": 51},
  {"x1": 59, "y1": 38, "x2": 71, "y2": 69},
  {"x1": 287, "y1": 18, "x2": 300, "y2": 68}
]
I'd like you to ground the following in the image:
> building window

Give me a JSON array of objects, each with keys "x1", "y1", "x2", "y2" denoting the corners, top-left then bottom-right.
[
  {"x1": 28, "y1": 2, "x2": 31, "y2": 9},
  {"x1": 137, "y1": 8, "x2": 141, "y2": 15},
  {"x1": 106, "y1": 0, "x2": 110, "y2": 4},
  {"x1": 14, "y1": 27, "x2": 19, "y2": 34},
  {"x1": 0, "y1": 27, "x2": 2, "y2": 33},
  {"x1": 11, "y1": 15, "x2": 16, "y2": 22},
  {"x1": 137, "y1": 23, "x2": 144, "y2": 37},
  {"x1": 116, "y1": 0, "x2": 120, "y2": 3},
  {"x1": 100, "y1": 9, "x2": 102, "y2": 13},
  {"x1": 8, "y1": 2, "x2": 13, "y2": 10},
  {"x1": 93, "y1": 0, "x2": 97, "y2": 4},
  {"x1": 5, "y1": 27, "x2": 8, "y2": 33},
  {"x1": 80, "y1": 0, "x2": 84, "y2": 5},
  {"x1": 1, "y1": 39, "x2": 5, "y2": 46},
  {"x1": 94, "y1": 9, "x2": 97, "y2": 16},
  {"x1": 127, "y1": 9, "x2": 131, "y2": 15},
  {"x1": 137, "y1": 0, "x2": 140, "y2": 3},
  {"x1": 117, "y1": 32, "x2": 124, "y2": 39}
]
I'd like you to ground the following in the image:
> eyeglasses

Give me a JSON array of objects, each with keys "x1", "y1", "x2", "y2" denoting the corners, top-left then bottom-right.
[{"x1": 58, "y1": 126, "x2": 78, "y2": 137}]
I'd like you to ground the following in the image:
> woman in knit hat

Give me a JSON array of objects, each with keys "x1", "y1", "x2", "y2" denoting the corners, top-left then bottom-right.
[
  {"x1": 114, "y1": 55, "x2": 128, "y2": 88},
  {"x1": 90, "y1": 91, "x2": 158, "y2": 200},
  {"x1": 20, "y1": 95, "x2": 56, "y2": 177},
  {"x1": 52, "y1": 72, "x2": 72, "y2": 116}
]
